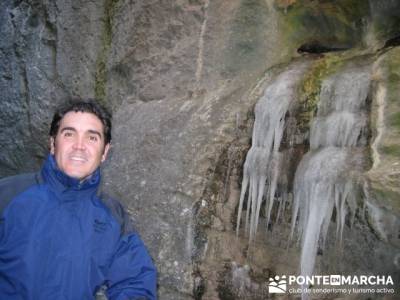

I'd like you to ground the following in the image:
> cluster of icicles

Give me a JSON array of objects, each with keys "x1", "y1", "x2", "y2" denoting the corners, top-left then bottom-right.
[{"x1": 236, "y1": 62, "x2": 370, "y2": 288}]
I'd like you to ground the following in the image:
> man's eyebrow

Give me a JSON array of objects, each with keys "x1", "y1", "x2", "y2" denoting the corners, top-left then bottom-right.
[
  {"x1": 60, "y1": 127, "x2": 102, "y2": 139},
  {"x1": 60, "y1": 127, "x2": 77, "y2": 133},
  {"x1": 87, "y1": 129, "x2": 103, "y2": 139}
]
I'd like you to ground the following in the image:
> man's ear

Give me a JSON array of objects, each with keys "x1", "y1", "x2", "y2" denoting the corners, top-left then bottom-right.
[
  {"x1": 101, "y1": 143, "x2": 111, "y2": 162},
  {"x1": 50, "y1": 137, "x2": 55, "y2": 154}
]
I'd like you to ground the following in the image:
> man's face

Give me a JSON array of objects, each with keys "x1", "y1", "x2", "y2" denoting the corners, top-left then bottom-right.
[{"x1": 50, "y1": 111, "x2": 110, "y2": 180}]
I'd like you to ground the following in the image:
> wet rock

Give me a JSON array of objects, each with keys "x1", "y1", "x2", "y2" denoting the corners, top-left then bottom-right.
[{"x1": 1, "y1": 1, "x2": 400, "y2": 299}]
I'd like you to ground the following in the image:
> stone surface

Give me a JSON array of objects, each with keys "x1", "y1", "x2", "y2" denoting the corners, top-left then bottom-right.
[
  {"x1": 0, "y1": 0, "x2": 106, "y2": 177},
  {"x1": 366, "y1": 47, "x2": 400, "y2": 248},
  {"x1": 0, "y1": 0, "x2": 400, "y2": 299}
]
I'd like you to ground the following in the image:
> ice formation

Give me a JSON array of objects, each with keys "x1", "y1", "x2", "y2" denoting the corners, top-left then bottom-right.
[
  {"x1": 291, "y1": 67, "x2": 370, "y2": 298},
  {"x1": 236, "y1": 62, "x2": 370, "y2": 299},
  {"x1": 237, "y1": 63, "x2": 370, "y2": 299},
  {"x1": 291, "y1": 148, "x2": 358, "y2": 279},
  {"x1": 236, "y1": 63, "x2": 308, "y2": 241}
]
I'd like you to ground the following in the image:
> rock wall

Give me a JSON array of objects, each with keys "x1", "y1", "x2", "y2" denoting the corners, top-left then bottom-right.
[{"x1": 1, "y1": 0, "x2": 400, "y2": 299}]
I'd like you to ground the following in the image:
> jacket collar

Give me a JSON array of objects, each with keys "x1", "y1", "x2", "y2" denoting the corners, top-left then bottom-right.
[{"x1": 41, "y1": 154, "x2": 101, "y2": 193}]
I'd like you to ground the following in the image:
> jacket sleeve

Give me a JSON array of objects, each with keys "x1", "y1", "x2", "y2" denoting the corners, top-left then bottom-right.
[
  {"x1": 105, "y1": 232, "x2": 157, "y2": 300},
  {"x1": 0, "y1": 173, "x2": 39, "y2": 216}
]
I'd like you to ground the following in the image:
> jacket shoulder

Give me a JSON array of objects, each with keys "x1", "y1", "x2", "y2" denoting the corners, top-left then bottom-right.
[
  {"x1": 97, "y1": 192, "x2": 137, "y2": 236},
  {"x1": 0, "y1": 172, "x2": 41, "y2": 215}
]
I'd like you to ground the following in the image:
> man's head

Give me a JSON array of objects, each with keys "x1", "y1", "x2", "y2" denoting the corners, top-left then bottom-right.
[{"x1": 49, "y1": 99, "x2": 112, "y2": 180}]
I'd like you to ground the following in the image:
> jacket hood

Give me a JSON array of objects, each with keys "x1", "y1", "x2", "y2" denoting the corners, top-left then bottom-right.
[{"x1": 41, "y1": 154, "x2": 101, "y2": 193}]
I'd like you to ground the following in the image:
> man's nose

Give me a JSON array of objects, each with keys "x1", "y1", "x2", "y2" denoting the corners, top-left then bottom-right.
[{"x1": 72, "y1": 136, "x2": 86, "y2": 150}]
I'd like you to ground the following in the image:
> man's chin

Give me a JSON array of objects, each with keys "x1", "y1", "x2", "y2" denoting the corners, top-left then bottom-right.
[{"x1": 64, "y1": 168, "x2": 90, "y2": 181}]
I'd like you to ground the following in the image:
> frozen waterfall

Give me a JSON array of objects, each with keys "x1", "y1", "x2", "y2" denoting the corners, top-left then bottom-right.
[
  {"x1": 309, "y1": 70, "x2": 370, "y2": 149},
  {"x1": 236, "y1": 63, "x2": 309, "y2": 241},
  {"x1": 237, "y1": 62, "x2": 371, "y2": 299},
  {"x1": 291, "y1": 148, "x2": 359, "y2": 279},
  {"x1": 291, "y1": 67, "x2": 370, "y2": 298}
]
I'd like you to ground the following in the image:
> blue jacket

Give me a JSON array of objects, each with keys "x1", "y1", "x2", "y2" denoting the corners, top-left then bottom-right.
[{"x1": 0, "y1": 155, "x2": 157, "y2": 300}]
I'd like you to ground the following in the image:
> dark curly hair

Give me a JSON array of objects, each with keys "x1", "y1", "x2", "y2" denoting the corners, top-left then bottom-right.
[{"x1": 49, "y1": 99, "x2": 112, "y2": 144}]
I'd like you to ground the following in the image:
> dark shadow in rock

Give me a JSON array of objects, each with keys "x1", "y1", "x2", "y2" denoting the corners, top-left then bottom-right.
[
  {"x1": 297, "y1": 40, "x2": 350, "y2": 54},
  {"x1": 382, "y1": 35, "x2": 400, "y2": 49}
]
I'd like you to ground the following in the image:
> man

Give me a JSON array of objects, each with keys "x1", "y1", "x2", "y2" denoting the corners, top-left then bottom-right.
[{"x1": 0, "y1": 99, "x2": 157, "y2": 300}]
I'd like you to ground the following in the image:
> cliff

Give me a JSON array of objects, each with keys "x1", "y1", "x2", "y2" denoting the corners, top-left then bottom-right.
[{"x1": 1, "y1": 0, "x2": 399, "y2": 299}]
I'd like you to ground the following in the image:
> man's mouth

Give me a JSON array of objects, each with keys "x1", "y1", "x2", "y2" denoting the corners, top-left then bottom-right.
[{"x1": 69, "y1": 155, "x2": 88, "y2": 162}]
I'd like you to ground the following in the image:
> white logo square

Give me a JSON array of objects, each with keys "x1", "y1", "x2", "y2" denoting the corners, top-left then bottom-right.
[{"x1": 330, "y1": 275, "x2": 341, "y2": 286}]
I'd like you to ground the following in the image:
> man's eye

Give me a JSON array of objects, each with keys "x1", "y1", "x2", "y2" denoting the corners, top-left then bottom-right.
[
  {"x1": 89, "y1": 135, "x2": 98, "y2": 142},
  {"x1": 64, "y1": 132, "x2": 73, "y2": 137}
]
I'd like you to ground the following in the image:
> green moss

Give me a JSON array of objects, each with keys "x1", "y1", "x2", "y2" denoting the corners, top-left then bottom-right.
[
  {"x1": 382, "y1": 48, "x2": 400, "y2": 136},
  {"x1": 389, "y1": 112, "x2": 400, "y2": 130},
  {"x1": 369, "y1": 1, "x2": 400, "y2": 44},
  {"x1": 296, "y1": 55, "x2": 343, "y2": 133},
  {"x1": 277, "y1": 0, "x2": 369, "y2": 51},
  {"x1": 94, "y1": 0, "x2": 120, "y2": 104},
  {"x1": 381, "y1": 145, "x2": 400, "y2": 157},
  {"x1": 387, "y1": 73, "x2": 400, "y2": 91},
  {"x1": 372, "y1": 186, "x2": 400, "y2": 208},
  {"x1": 385, "y1": 52, "x2": 400, "y2": 108},
  {"x1": 295, "y1": 50, "x2": 376, "y2": 135}
]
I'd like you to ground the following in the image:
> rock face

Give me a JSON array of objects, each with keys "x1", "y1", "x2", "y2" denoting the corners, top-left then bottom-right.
[{"x1": 1, "y1": 0, "x2": 400, "y2": 299}]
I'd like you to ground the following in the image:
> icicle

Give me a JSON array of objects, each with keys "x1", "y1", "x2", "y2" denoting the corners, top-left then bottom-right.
[
  {"x1": 317, "y1": 70, "x2": 370, "y2": 116},
  {"x1": 265, "y1": 153, "x2": 281, "y2": 229},
  {"x1": 290, "y1": 66, "x2": 370, "y2": 299},
  {"x1": 236, "y1": 63, "x2": 309, "y2": 241},
  {"x1": 310, "y1": 111, "x2": 367, "y2": 149}
]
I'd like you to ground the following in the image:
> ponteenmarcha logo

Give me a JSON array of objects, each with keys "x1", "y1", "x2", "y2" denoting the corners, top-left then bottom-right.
[
  {"x1": 268, "y1": 275, "x2": 287, "y2": 293},
  {"x1": 266, "y1": 274, "x2": 395, "y2": 295},
  {"x1": 287, "y1": 275, "x2": 394, "y2": 286}
]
